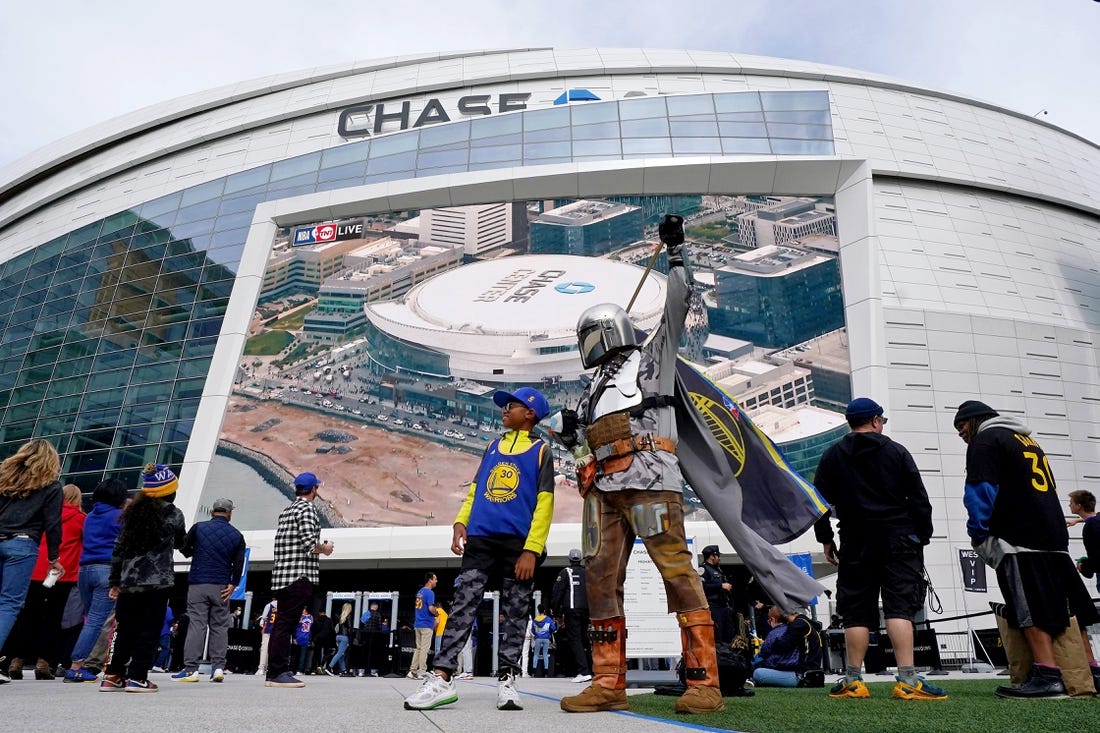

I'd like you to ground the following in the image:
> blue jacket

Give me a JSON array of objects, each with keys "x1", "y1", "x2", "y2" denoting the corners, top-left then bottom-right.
[
  {"x1": 181, "y1": 515, "x2": 246, "y2": 585},
  {"x1": 80, "y1": 503, "x2": 123, "y2": 565}
]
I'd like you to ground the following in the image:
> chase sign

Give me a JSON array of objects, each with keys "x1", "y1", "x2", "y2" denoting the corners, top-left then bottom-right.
[{"x1": 338, "y1": 93, "x2": 531, "y2": 139}]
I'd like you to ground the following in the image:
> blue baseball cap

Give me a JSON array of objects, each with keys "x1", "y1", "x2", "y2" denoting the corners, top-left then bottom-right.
[
  {"x1": 492, "y1": 386, "x2": 550, "y2": 422},
  {"x1": 845, "y1": 397, "x2": 884, "y2": 420},
  {"x1": 293, "y1": 472, "x2": 321, "y2": 493}
]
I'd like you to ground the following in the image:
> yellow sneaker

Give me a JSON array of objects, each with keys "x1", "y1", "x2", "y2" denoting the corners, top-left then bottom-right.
[
  {"x1": 892, "y1": 677, "x2": 948, "y2": 700},
  {"x1": 828, "y1": 677, "x2": 870, "y2": 698}
]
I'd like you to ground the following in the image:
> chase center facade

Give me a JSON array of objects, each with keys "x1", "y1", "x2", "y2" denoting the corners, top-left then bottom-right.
[{"x1": 1, "y1": 49, "x2": 1098, "y2": 628}]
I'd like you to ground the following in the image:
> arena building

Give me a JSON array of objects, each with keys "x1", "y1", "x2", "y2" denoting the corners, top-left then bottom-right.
[
  {"x1": 363, "y1": 253, "x2": 665, "y2": 382},
  {"x1": 1, "y1": 48, "x2": 1098, "y2": 630}
]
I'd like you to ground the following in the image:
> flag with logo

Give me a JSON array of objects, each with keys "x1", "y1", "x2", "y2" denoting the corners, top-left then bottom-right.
[
  {"x1": 673, "y1": 358, "x2": 826, "y2": 611},
  {"x1": 676, "y1": 357, "x2": 827, "y2": 544}
]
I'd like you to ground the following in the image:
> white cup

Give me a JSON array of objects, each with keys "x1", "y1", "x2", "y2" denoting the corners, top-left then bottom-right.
[{"x1": 42, "y1": 567, "x2": 62, "y2": 588}]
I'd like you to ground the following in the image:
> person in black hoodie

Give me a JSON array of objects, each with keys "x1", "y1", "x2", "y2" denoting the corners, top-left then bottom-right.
[{"x1": 813, "y1": 398, "x2": 946, "y2": 701}]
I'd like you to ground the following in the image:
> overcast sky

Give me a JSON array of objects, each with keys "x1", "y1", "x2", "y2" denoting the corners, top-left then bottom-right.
[{"x1": 2, "y1": 0, "x2": 1098, "y2": 169}]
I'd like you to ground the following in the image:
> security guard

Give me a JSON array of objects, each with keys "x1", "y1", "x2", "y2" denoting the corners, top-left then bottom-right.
[{"x1": 699, "y1": 545, "x2": 735, "y2": 643}]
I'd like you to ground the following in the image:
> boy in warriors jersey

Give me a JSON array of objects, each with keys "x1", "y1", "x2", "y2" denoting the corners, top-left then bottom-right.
[
  {"x1": 404, "y1": 386, "x2": 554, "y2": 712},
  {"x1": 955, "y1": 400, "x2": 1100, "y2": 697}
]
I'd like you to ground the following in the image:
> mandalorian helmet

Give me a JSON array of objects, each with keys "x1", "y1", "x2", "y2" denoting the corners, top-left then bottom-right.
[{"x1": 576, "y1": 303, "x2": 637, "y2": 369}]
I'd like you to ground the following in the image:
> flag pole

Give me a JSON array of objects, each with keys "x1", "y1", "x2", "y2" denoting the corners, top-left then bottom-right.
[{"x1": 626, "y1": 240, "x2": 666, "y2": 314}]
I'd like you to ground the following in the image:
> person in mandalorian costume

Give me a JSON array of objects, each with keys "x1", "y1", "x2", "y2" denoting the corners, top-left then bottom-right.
[{"x1": 555, "y1": 214, "x2": 823, "y2": 715}]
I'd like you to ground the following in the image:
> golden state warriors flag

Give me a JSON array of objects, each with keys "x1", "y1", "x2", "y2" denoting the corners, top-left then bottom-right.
[{"x1": 675, "y1": 357, "x2": 827, "y2": 545}]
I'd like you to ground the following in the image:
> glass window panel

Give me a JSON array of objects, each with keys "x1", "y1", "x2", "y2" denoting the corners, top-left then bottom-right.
[
  {"x1": 769, "y1": 139, "x2": 834, "y2": 155},
  {"x1": 619, "y1": 97, "x2": 667, "y2": 120},
  {"x1": 718, "y1": 121, "x2": 769, "y2": 137},
  {"x1": 470, "y1": 131, "x2": 523, "y2": 148},
  {"x1": 25, "y1": 346, "x2": 60, "y2": 368},
  {"x1": 213, "y1": 211, "x2": 254, "y2": 233},
  {"x1": 524, "y1": 141, "x2": 571, "y2": 159},
  {"x1": 223, "y1": 165, "x2": 272, "y2": 195},
  {"x1": 714, "y1": 92, "x2": 763, "y2": 113},
  {"x1": 620, "y1": 118, "x2": 670, "y2": 137},
  {"x1": 470, "y1": 145, "x2": 522, "y2": 164},
  {"x1": 720, "y1": 137, "x2": 773, "y2": 154},
  {"x1": 369, "y1": 131, "x2": 419, "y2": 156},
  {"x1": 572, "y1": 121, "x2": 620, "y2": 140},
  {"x1": 471, "y1": 114, "x2": 522, "y2": 139},
  {"x1": 760, "y1": 90, "x2": 829, "y2": 111},
  {"x1": 169, "y1": 219, "x2": 217, "y2": 242},
  {"x1": 524, "y1": 126, "x2": 570, "y2": 143},
  {"x1": 419, "y1": 120, "x2": 470, "y2": 148},
  {"x1": 29, "y1": 236, "x2": 67, "y2": 265},
  {"x1": 179, "y1": 178, "x2": 226, "y2": 207},
  {"x1": 766, "y1": 123, "x2": 833, "y2": 140},
  {"x1": 177, "y1": 358, "x2": 211, "y2": 379},
  {"x1": 672, "y1": 138, "x2": 722, "y2": 155},
  {"x1": 318, "y1": 161, "x2": 367, "y2": 183},
  {"x1": 417, "y1": 148, "x2": 469, "y2": 169},
  {"x1": 270, "y1": 151, "x2": 321, "y2": 182},
  {"x1": 573, "y1": 139, "x2": 622, "y2": 156},
  {"x1": 124, "y1": 380, "x2": 175, "y2": 406},
  {"x1": 66, "y1": 221, "x2": 106, "y2": 249},
  {"x1": 321, "y1": 141, "x2": 370, "y2": 168},
  {"x1": 765, "y1": 109, "x2": 832, "y2": 125},
  {"x1": 163, "y1": 419, "x2": 195, "y2": 444},
  {"x1": 172, "y1": 377, "x2": 206, "y2": 400},
  {"x1": 469, "y1": 159, "x2": 520, "y2": 172},
  {"x1": 717, "y1": 111, "x2": 766, "y2": 123},
  {"x1": 167, "y1": 398, "x2": 201, "y2": 421},
  {"x1": 218, "y1": 192, "x2": 267, "y2": 216},
  {"x1": 266, "y1": 172, "x2": 319, "y2": 194},
  {"x1": 205, "y1": 237, "x2": 246, "y2": 264},
  {"x1": 174, "y1": 198, "x2": 221, "y2": 226},
  {"x1": 137, "y1": 192, "x2": 183, "y2": 227},
  {"x1": 130, "y1": 362, "x2": 178, "y2": 385},
  {"x1": 92, "y1": 348, "x2": 137, "y2": 372},
  {"x1": 367, "y1": 151, "x2": 417, "y2": 175},
  {"x1": 36, "y1": 416, "x2": 78, "y2": 439},
  {"x1": 415, "y1": 164, "x2": 467, "y2": 177},
  {"x1": 570, "y1": 102, "x2": 619, "y2": 125},
  {"x1": 523, "y1": 107, "x2": 570, "y2": 132},
  {"x1": 670, "y1": 120, "x2": 719, "y2": 137},
  {"x1": 1, "y1": 421, "x2": 35, "y2": 443},
  {"x1": 667, "y1": 94, "x2": 715, "y2": 116}
]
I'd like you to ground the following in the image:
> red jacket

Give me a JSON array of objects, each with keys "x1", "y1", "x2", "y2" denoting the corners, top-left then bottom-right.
[{"x1": 32, "y1": 503, "x2": 86, "y2": 582}]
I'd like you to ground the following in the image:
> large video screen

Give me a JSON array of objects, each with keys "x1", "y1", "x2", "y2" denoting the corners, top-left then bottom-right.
[{"x1": 198, "y1": 195, "x2": 851, "y2": 530}]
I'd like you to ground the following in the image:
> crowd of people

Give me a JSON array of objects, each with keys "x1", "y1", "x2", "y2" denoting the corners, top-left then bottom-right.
[{"x1": 2, "y1": 220, "x2": 1098, "y2": 718}]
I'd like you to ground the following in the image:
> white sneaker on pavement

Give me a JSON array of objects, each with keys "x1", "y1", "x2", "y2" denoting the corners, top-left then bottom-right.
[
  {"x1": 571, "y1": 673, "x2": 592, "y2": 683},
  {"x1": 456, "y1": 672, "x2": 474, "y2": 680},
  {"x1": 403, "y1": 672, "x2": 458, "y2": 710},
  {"x1": 210, "y1": 668, "x2": 225, "y2": 682},
  {"x1": 496, "y1": 672, "x2": 523, "y2": 710}
]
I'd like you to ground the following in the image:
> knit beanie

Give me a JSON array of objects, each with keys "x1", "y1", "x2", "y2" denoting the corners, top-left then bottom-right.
[{"x1": 141, "y1": 462, "x2": 179, "y2": 498}]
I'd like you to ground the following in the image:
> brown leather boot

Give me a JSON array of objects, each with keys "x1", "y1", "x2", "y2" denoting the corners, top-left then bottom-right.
[
  {"x1": 674, "y1": 609, "x2": 725, "y2": 714},
  {"x1": 35, "y1": 658, "x2": 55, "y2": 680},
  {"x1": 8, "y1": 657, "x2": 23, "y2": 681},
  {"x1": 560, "y1": 617, "x2": 629, "y2": 713}
]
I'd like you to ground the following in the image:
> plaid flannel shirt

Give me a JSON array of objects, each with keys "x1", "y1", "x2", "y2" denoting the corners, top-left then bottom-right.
[{"x1": 271, "y1": 497, "x2": 321, "y2": 591}]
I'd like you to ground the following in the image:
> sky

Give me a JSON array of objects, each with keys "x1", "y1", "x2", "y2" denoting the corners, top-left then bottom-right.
[{"x1": 2, "y1": 0, "x2": 1099, "y2": 169}]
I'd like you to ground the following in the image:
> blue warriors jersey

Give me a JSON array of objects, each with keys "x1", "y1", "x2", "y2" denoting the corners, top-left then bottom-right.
[{"x1": 466, "y1": 436, "x2": 544, "y2": 539}]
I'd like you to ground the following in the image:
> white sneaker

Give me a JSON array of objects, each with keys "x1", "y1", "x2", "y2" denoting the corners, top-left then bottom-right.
[
  {"x1": 405, "y1": 670, "x2": 422, "y2": 680},
  {"x1": 210, "y1": 668, "x2": 225, "y2": 683},
  {"x1": 171, "y1": 670, "x2": 201, "y2": 683},
  {"x1": 456, "y1": 672, "x2": 474, "y2": 680},
  {"x1": 403, "y1": 672, "x2": 458, "y2": 710},
  {"x1": 150, "y1": 666, "x2": 166, "y2": 673},
  {"x1": 571, "y1": 673, "x2": 592, "y2": 683},
  {"x1": 496, "y1": 672, "x2": 523, "y2": 710}
]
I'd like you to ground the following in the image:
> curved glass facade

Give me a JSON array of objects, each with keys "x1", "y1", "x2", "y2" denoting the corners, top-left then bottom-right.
[{"x1": 0, "y1": 89, "x2": 832, "y2": 490}]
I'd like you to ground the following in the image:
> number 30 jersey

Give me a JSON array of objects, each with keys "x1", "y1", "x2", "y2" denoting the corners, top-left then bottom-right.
[{"x1": 963, "y1": 416, "x2": 1069, "y2": 551}]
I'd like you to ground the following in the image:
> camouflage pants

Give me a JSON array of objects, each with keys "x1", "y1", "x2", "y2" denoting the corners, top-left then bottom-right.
[
  {"x1": 584, "y1": 488, "x2": 708, "y2": 619},
  {"x1": 434, "y1": 566, "x2": 533, "y2": 677}
]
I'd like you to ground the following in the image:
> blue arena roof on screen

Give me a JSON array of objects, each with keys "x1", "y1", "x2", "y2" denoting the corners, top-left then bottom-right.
[{"x1": 554, "y1": 88, "x2": 601, "y2": 104}]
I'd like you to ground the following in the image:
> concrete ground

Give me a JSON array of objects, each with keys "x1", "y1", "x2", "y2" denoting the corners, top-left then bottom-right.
[{"x1": 1, "y1": 669, "x2": 1008, "y2": 733}]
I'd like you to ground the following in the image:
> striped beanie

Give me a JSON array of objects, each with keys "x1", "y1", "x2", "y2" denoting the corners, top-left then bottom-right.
[{"x1": 141, "y1": 462, "x2": 179, "y2": 497}]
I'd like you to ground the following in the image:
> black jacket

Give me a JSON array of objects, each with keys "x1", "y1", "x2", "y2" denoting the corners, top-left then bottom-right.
[
  {"x1": 551, "y1": 562, "x2": 588, "y2": 615},
  {"x1": 700, "y1": 562, "x2": 733, "y2": 609},
  {"x1": 813, "y1": 431, "x2": 933, "y2": 545}
]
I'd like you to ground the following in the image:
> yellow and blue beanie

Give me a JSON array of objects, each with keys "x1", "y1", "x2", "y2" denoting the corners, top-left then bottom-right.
[{"x1": 141, "y1": 462, "x2": 179, "y2": 497}]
